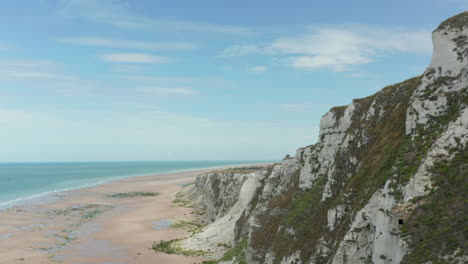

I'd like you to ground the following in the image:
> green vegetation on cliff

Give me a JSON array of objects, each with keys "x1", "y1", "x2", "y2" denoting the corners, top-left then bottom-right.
[
  {"x1": 402, "y1": 145, "x2": 468, "y2": 264},
  {"x1": 248, "y1": 77, "x2": 420, "y2": 263},
  {"x1": 152, "y1": 239, "x2": 206, "y2": 256},
  {"x1": 436, "y1": 11, "x2": 468, "y2": 31},
  {"x1": 184, "y1": 74, "x2": 466, "y2": 264}
]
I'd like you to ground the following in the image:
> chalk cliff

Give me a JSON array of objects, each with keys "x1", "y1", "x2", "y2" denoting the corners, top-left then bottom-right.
[{"x1": 181, "y1": 12, "x2": 468, "y2": 264}]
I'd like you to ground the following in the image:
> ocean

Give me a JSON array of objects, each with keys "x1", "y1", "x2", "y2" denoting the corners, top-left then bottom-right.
[{"x1": 0, "y1": 161, "x2": 266, "y2": 209}]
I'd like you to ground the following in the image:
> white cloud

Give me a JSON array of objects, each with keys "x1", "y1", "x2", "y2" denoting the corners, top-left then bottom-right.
[
  {"x1": 0, "y1": 70, "x2": 69, "y2": 81},
  {"x1": 0, "y1": 59, "x2": 62, "y2": 70},
  {"x1": 112, "y1": 101, "x2": 160, "y2": 110},
  {"x1": 57, "y1": 37, "x2": 196, "y2": 50},
  {"x1": 0, "y1": 59, "x2": 107, "y2": 96},
  {"x1": 98, "y1": 53, "x2": 169, "y2": 63},
  {"x1": 248, "y1": 66, "x2": 267, "y2": 73},
  {"x1": 0, "y1": 60, "x2": 220, "y2": 99},
  {"x1": 112, "y1": 65, "x2": 145, "y2": 73},
  {"x1": 121, "y1": 75, "x2": 235, "y2": 88},
  {"x1": 123, "y1": 75, "x2": 192, "y2": 84},
  {"x1": 0, "y1": 59, "x2": 69, "y2": 82},
  {"x1": 221, "y1": 25, "x2": 432, "y2": 71},
  {"x1": 219, "y1": 44, "x2": 273, "y2": 57},
  {"x1": 137, "y1": 87, "x2": 196, "y2": 96},
  {"x1": 59, "y1": 0, "x2": 252, "y2": 35},
  {"x1": 278, "y1": 103, "x2": 332, "y2": 112}
]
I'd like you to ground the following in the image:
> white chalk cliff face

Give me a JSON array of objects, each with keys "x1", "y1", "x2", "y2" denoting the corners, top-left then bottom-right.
[
  {"x1": 180, "y1": 170, "x2": 267, "y2": 259},
  {"x1": 180, "y1": 12, "x2": 468, "y2": 264}
]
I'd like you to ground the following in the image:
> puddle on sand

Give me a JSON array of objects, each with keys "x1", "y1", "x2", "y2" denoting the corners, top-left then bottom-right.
[
  {"x1": 180, "y1": 182, "x2": 194, "y2": 187},
  {"x1": 152, "y1": 219, "x2": 172, "y2": 230}
]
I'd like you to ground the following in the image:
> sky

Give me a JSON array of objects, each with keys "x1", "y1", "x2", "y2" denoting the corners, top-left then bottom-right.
[{"x1": 0, "y1": 0, "x2": 467, "y2": 162}]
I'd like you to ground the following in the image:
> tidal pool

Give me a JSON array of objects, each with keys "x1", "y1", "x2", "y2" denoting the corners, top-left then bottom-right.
[{"x1": 152, "y1": 219, "x2": 173, "y2": 230}]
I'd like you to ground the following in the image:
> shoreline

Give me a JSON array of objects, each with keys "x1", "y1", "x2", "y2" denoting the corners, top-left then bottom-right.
[
  {"x1": 0, "y1": 161, "x2": 273, "y2": 210},
  {"x1": 0, "y1": 163, "x2": 272, "y2": 264}
]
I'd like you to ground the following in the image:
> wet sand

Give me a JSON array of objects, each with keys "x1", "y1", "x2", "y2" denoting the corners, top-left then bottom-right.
[{"x1": 0, "y1": 166, "x2": 257, "y2": 264}]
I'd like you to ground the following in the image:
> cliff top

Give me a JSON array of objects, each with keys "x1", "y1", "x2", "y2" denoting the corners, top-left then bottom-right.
[{"x1": 435, "y1": 11, "x2": 468, "y2": 31}]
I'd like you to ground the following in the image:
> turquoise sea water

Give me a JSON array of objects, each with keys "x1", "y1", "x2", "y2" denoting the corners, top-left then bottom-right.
[{"x1": 0, "y1": 161, "x2": 266, "y2": 209}]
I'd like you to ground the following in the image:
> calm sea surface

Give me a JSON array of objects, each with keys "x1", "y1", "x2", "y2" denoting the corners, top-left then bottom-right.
[{"x1": 0, "y1": 161, "x2": 267, "y2": 208}]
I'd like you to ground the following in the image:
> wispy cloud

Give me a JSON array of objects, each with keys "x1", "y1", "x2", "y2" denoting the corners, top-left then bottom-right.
[
  {"x1": 0, "y1": 59, "x2": 62, "y2": 69},
  {"x1": 112, "y1": 65, "x2": 145, "y2": 73},
  {"x1": 278, "y1": 103, "x2": 332, "y2": 112},
  {"x1": 0, "y1": 58, "x2": 105, "y2": 96},
  {"x1": 122, "y1": 75, "x2": 235, "y2": 88},
  {"x1": 98, "y1": 53, "x2": 169, "y2": 63},
  {"x1": 57, "y1": 37, "x2": 196, "y2": 50},
  {"x1": 0, "y1": 59, "x2": 68, "y2": 81},
  {"x1": 248, "y1": 66, "x2": 267, "y2": 73},
  {"x1": 137, "y1": 87, "x2": 197, "y2": 96},
  {"x1": 221, "y1": 25, "x2": 432, "y2": 71},
  {"x1": 112, "y1": 101, "x2": 160, "y2": 110},
  {"x1": 123, "y1": 75, "x2": 192, "y2": 84},
  {"x1": 59, "y1": 0, "x2": 253, "y2": 35},
  {"x1": 219, "y1": 44, "x2": 273, "y2": 57}
]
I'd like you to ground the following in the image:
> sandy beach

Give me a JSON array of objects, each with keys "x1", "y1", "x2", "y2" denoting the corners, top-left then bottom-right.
[{"x1": 0, "y1": 166, "x2": 260, "y2": 264}]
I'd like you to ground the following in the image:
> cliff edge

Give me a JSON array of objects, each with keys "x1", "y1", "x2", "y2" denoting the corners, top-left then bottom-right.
[{"x1": 177, "y1": 12, "x2": 468, "y2": 264}]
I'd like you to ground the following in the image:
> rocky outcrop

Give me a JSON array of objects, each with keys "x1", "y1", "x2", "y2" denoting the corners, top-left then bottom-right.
[
  {"x1": 181, "y1": 12, "x2": 468, "y2": 264},
  {"x1": 180, "y1": 167, "x2": 272, "y2": 258}
]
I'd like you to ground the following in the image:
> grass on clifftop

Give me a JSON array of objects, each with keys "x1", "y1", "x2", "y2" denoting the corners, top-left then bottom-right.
[
  {"x1": 436, "y1": 11, "x2": 468, "y2": 31},
  {"x1": 107, "y1": 192, "x2": 159, "y2": 198}
]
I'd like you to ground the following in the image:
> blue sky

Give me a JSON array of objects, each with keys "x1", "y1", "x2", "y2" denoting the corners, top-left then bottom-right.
[{"x1": 0, "y1": 0, "x2": 466, "y2": 162}]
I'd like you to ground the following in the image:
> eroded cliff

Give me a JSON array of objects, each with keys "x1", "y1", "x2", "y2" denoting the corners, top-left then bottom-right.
[{"x1": 178, "y1": 12, "x2": 468, "y2": 264}]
